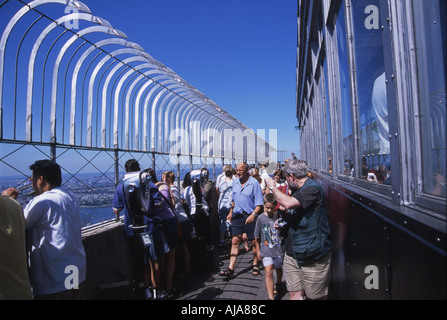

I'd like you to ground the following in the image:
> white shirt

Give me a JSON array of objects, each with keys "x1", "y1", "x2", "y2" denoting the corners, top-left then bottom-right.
[
  {"x1": 260, "y1": 169, "x2": 270, "y2": 190},
  {"x1": 24, "y1": 186, "x2": 86, "y2": 296},
  {"x1": 170, "y1": 185, "x2": 189, "y2": 223},
  {"x1": 182, "y1": 186, "x2": 209, "y2": 216},
  {"x1": 218, "y1": 178, "x2": 233, "y2": 210},
  {"x1": 216, "y1": 172, "x2": 226, "y2": 190}
]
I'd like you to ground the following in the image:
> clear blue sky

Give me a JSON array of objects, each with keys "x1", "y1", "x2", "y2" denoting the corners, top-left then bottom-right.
[{"x1": 84, "y1": 0, "x2": 300, "y2": 159}]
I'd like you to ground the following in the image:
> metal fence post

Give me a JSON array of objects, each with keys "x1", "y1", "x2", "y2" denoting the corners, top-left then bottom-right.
[
  {"x1": 51, "y1": 143, "x2": 56, "y2": 161},
  {"x1": 152, "y1": 151, "x2": 156, "y2": 171},
  {"x1": 114, "y1": 149, "x2": 119, "y2": 187},
  {"x1": 176, "y1": 153, "x2": 180, "y2": 188},
  {"x1": 213, "y1": 157, "x2": 216, "y2": 181}
]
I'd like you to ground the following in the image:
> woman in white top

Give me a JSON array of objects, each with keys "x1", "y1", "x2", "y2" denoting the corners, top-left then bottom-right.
[
  {"x1": 162, "y1": 171, "x2": 192, "y2": 277},
  {"x1": 217, "y1": 165, "x2": 234, "y2": 247}
]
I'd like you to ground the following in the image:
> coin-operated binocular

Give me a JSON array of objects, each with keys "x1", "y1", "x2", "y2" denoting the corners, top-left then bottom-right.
[
  {"x1": 122, "y1": 171, "x2": 163, "y2": 299},
  {"x1": 190, "y1": 168, "x2": 209, "y2": 209},
  {"x1": 123, "y1": 171, "x2": 156, "y2": 230}
]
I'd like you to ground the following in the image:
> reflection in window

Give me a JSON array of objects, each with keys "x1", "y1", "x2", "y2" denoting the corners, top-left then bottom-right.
[
  {"x1": 352, "y1": 0, "x2": 390, "y2": 184},
  {"x1": 336, "y1": 1, "x2": 353, "y2": 175},
  {"x1": 413, "y1": 0, "x2": 446, "y2": 198}
]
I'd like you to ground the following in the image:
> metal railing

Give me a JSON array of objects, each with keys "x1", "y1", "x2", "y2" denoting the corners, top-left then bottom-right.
[{"x1": 0, "y1": 0, "x2": 275, "y2": 228}]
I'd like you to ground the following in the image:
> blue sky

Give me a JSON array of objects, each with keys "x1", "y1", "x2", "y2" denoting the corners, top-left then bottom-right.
[{"x1": 84, "y1": 0, "x2": 300, "y2": 159}]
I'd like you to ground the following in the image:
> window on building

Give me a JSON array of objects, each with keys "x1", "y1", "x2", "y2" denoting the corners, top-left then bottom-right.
[
  {"x1": 336, "y1": 1, "x2": 353, "y2": 176},
  {"x1": 412, "y1": 0, "x2": 446, "y2": 198},
  {"x1": 352, "y1": 0, "x2": 391, "y2": 184}
]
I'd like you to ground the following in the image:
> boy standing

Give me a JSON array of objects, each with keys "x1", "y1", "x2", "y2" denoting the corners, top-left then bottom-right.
[{"x1": 254, "y1": 193, "x2": 284, "y2": 300}]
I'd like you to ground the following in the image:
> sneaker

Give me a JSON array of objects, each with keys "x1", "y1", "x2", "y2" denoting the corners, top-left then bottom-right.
[{"x1": 152, "y1": 288, "x2": 168, "y2": 300}]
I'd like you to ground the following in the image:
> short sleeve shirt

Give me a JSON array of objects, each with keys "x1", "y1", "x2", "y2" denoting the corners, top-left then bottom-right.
[
  {"x1": 218, "y1": 179, "x2": 233, "y2": 210},
  {"x1": 24, "y1": 187, "x2": 86, "y2": 296},
  {"x1": 254, "y1": 213, "x2": 283, "y2": 259},
  {"x1": 283, "y1": 183, "x2": 322, "y2": 255},
  {"x1": 292, "y1": 185, "x2": 321, "y2": 212},
  {"x1": 232, "y1": 176, "x2": 264, "y2": 214}
]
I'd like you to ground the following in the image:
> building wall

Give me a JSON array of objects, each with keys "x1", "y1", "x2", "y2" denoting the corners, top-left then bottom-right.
[
  {"x1": 82, "y1": 223, "x2": 135, "y2": 299},
  {"x1": 297, "y1": 0, "x2": 446, "y2": 299},
  {"x1": 314, "y1": 173, "x2": 446, "y2": 299}
]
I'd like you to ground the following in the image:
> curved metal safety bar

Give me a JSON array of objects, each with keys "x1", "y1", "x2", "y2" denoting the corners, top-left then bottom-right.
[
  {"x1": 163, "y1": 90, "x2": 195, "y2": 153},
  {"x1": 113, "y1": 62, "x2": 167, "y2": 148},
  {"x1": 60, "y1": 26, "x2": 127, "y2": 144},
  {"x1": 0, "y1": 0, "x2": 91, "y2": 139},
  {"x1": 123, "y1": 71, "x2": 171, "y2": 150},
  {"x1": 103, "y1": 56, "x2": 152, "y2": 147},
  {"x1": 70, "y1": 38, "x2": 148, "y2": 146},
  {"x1": 155, "y1": 91, "x2": 199, "y2": 155},
  {"x1": 27, "y1": 13, "x2": 114, "y2": 142},
  {"x1": 175, "y1": 97, "x2": 212, "y2": 155},
  {"x1": 153, "y1": 80, "x2": 192, "y2": 152},
  {"x1": 163, "y1": 88, "x2": 241, "y2": 156},
  {"x1": 86, "y1": 47, "x2": 153, "y2": 147},
  {"x1": 183, "y1": 100, "x2": 217, "y2": 156},
  {"x1": 0, "y1": 0, "x2": 275, "y2": 164}
]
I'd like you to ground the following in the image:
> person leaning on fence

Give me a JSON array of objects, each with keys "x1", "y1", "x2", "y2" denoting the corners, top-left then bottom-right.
[
  {"x1": 217, "y1": 165, "x2": 234, "y2": 247},
  {"x1": 181, "y1": 171, "x2": 212, "y2": 250},
  {"x1": 23, "y1": 159, "x2": 87, "y2": 299},
  {"x1": 162, "y1": 171, "x2": 193, "y2": 278},
  {"x1": 0, "y1": 188, "x2": 33, "y2": 300},
  {"x1": 266, "y1": 159, "x2": 332, "y2": 300},
  {"x1": 145, "y1": 169, "x2": 179, "y2": 298},
  {"x1": 112, "y1": 159, "x2": 166, "y2": 299}
]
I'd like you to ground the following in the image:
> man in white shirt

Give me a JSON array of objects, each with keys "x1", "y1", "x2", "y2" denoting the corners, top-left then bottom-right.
[
  {"x1": 216, "y1": 165, "x2": 233, "y2": 194},
  {"x1": 24, "y1": 160, "x2": 86, "y2": 299},
  {"x1": 259, "y1": 162, "x2": 271, "y2": 193}
]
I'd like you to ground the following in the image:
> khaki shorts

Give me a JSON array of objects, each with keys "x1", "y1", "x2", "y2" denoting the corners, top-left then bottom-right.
[{"x1": 283, "y1": 251, "x2": 331, "y2": 299}]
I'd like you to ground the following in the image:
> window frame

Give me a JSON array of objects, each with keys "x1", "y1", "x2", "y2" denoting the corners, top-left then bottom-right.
[{"x1": 299, "y1": 0, "x2": 445, "y2": 217}]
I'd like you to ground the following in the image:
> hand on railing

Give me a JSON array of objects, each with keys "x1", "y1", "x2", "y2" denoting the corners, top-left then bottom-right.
[{"x1": 1, "y1": 187, "x2": 19, "y2": 200}]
